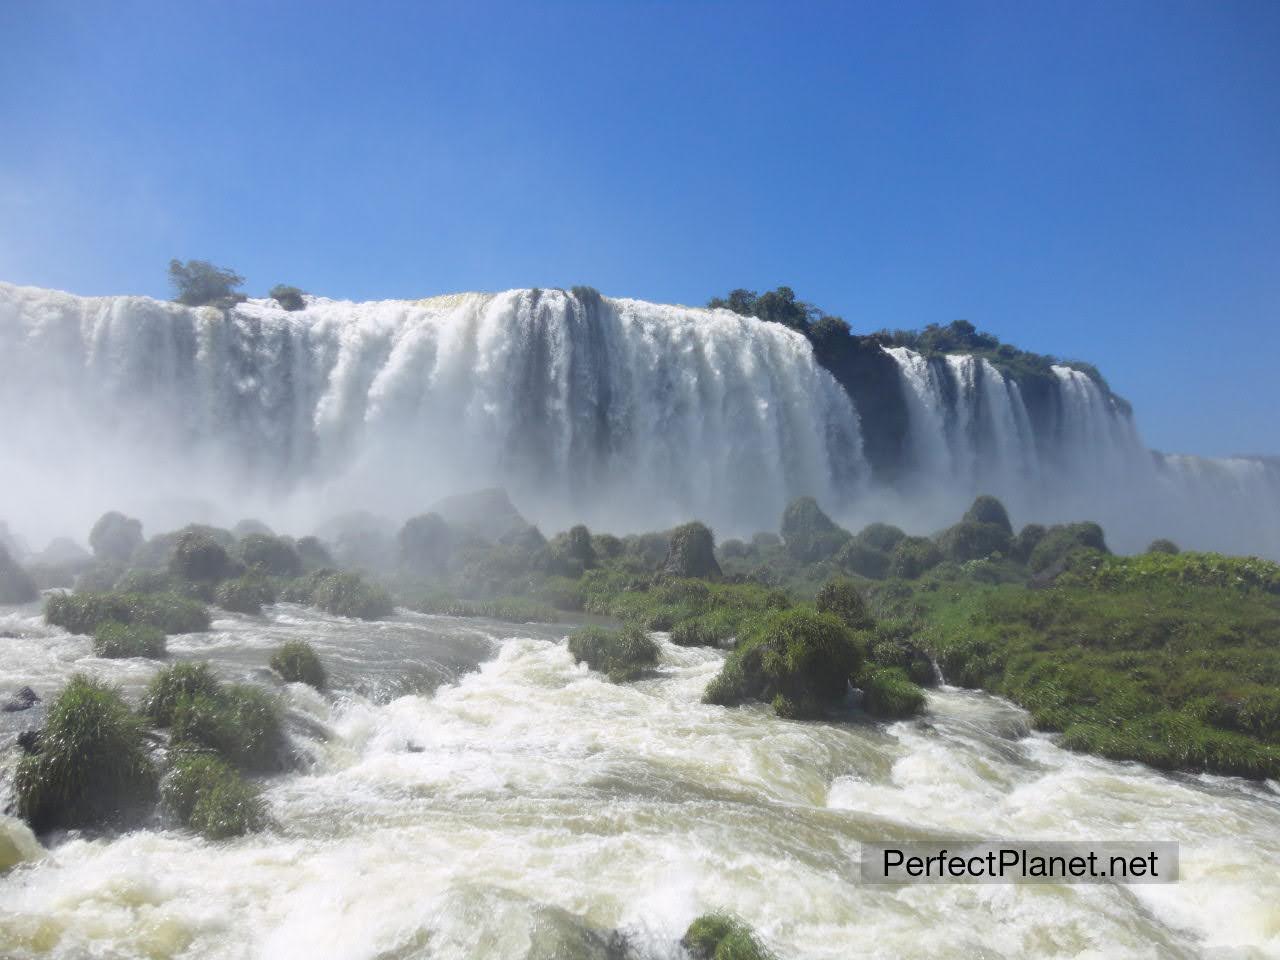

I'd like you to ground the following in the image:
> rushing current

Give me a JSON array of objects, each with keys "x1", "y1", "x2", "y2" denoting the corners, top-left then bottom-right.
[
  {"x1": 2, "y1": 601, "x2": 1279, "y2": 959},
  {"x1": 1, "y1": 280, "x2": 1277, "y2": 556}
]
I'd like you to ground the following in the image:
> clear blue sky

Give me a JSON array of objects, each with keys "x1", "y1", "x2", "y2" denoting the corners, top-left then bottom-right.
[{"x1": 1, "y1": 0, "x2": 1276, "y2": 457}]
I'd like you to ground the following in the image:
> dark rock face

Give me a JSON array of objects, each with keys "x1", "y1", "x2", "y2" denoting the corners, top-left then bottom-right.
[
  {"x1": 3, "y1": 686, "x2": 41, "y2": 712},
  {"x1": 662, "y1": 522, "x2": 722, "y2": 579}
]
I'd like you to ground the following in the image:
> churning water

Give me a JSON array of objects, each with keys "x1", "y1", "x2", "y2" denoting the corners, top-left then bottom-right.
[{"x1": 2, "y1": 603, "x2": 1279, "y2": 959}]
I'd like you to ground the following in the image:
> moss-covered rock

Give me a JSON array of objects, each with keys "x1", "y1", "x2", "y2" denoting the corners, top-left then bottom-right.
[
  {"x1": 0, "y1": 542, "x2": 38, "y2": 603},
  {"x1": 888, "y1": 536, "x2": 943, "y2": 579},
  {"x1": 170, "y1": 684, "x2": 287, "y2": 773},
  {"x1": 962, "y1": 495, "x2": 1013, "y2": 535},
  {"x1": 853, "y1": 522, "x2": 907, "y2": 553},
  {"x1": 859, "y1": 665, "x2": 926, "y2": 718},
  {"x1": 214, "y1": 575, "x2": 277, "y2": 614},
  {"x1": 1011, "y1": 523, "x2": 1047, "y2": 563},
  {"x1": 270, "y1": 640, "x2": 326, "y2": 690},
  {"x1": 1147, "y1": 538, "x2": 1180, "y2": 555},
  {"x1": 1029, "y1": 522, "x2": 1108, "y2": 575},
  {"x1": 162, "y1": 754, "x2": 267, "y2": 839},
  {"x1": 681, "y1": 913, "x2": 775, "y2": 960},
  {"x1": 937, "y1": 521, "x2": 1013, "y2": 563},
  {"x1": 669, "y1": 609, "x2": 738, "y2": 648},
  {"x1": 663, "y1": 522, "x2": 722, "y2": 579},
  {"x1": 833, "y1": 539, "x2": 890, "y2": 579},
  {"x1": 703, "y1": 607, "x2": 863, "y2": 717},
  {"x1": 815, "y1": 577, "x2": 875, "y2": 630},
  {"x1": 14, "y1": 675, "x2": 158, "y2": 833},
  {"x1": 568, "y1": 624, "x2": 659, "y2": 682},
  {"x1": 236, "y1": 534, "x2": 301, "y2": 578},
  {"x1": 89, "y1": 511, "x2": 143, "y2": 564},
  {"x1": 294, "y1": 536, "x2": 333, "y2": 572},
  {"x1": 142, "y1": 662, "x2": 222, "y2": 726},
  {"x1": 45, "y1": 591, "x2": 210, "y2": 635},
  {"x1": 310, "y1": 571, "x2": 395, "y2": 620},
  {"x1": 780, "y1": 496, "x2": 850, "y2": 563},
  {"x1": 170, "y1": 530, "x2": 237, "y2": 583},
  {"x1": 92, "y1": 621, "x2": 167, "y2": 658}
]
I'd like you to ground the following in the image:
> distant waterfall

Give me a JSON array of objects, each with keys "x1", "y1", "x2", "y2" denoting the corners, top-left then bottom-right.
[{"x1": 0, "y1": 283, "x2": 865, "y2": 538}]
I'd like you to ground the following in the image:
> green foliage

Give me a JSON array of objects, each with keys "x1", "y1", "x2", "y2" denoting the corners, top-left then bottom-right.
[
  {"x1": 814, "y1": 577, "x2": 874, "y2": 630},
  {"x1": 0, "y1": 541, "x2": 38, "y2": 603},
  {"x1": 89, "y1": 511, "x2": 143, "y2": 564},
  {"x1": 46, "y1": 591, "x2": 210, "y2": 635},
  {"x1": 707, "y1": 285, "x2": 823, "y2": 336},
  {"x1": 309, "y1": 571, "x2": 395, "y2": 620},
  {"x1": 833, "y1": 539, "x2": 890, "y2": 579},
  {"x1": 268, "y1": 284, "x2": 306, "y2": 311},
  {"x1": 780, "y1": 496, "x2": 850, "y2": 563},
  {"x1": 1060, "y1": 550, "x2": 1280, "y2": 594},
  {"x1": 270, "y1": 640, "x2": 327, "y2": 689},
  {"x1": 962, "y1": 495, "x2": 1013, "y2": 535},
  {"x1": 937, "y1": 521, "x2": 1012, "y2": 563},
  {"x1": 170, "y1": 684, "x2": 287, "y2": 773},
  {"x1": 681, "y1": 913, "x2": 776, "y2": 960},
  {"x1": 1011, "y1": 523, "x2": 1047, "y2": 563},
  {"x1": 113, "y1": 569, "x2": 184, "y2": 595},
  {"x1": 1027, "y1": 522, "x2": 1108, "y2": 574},
  {"x1": 663, "y1": 521, "x2": 722, "y2": 579},
  {"x1": 703, "y1": 607, "x2": 863, "y2": 717},
  {"x1": 214, "y1": 574, "x2": 277, "y2": 614},
  {"x1": 853, "y1": 522, "x2": 906, "y2": 553},
  {"x1": 92, "y1": 621, "x2": 166, "y2": 658},
  {"x1": 142, "y1": 662, "x2": 222, "y2": 726},
  {"x1": 237, "y1": 534, "x2": 302, "y2": 577},
  {"x1": 567, "y1": 624, "x2": 659, "y2": 682},
  {"x1": 888, "y1": 536, "x2": 942, "y2": 579},
  {"x1": 295, "y1": 536, "x2": 333, "y2": 571},
  {"x1": 168, "y1": 259, "x2": 245, "y2": 307},
  {"x1": 170, "y1": 530, "x2": 236, "y2": 583},
  {"x1": 670, "y1": 608, "x2": 739, "y2": 648},
  {"x1": 162, "y1": 754, "x2": 267, "y2": 839},
  {"x1": 1147, "y1": 538, "x2": 1181, "y2": 555},
  {"x1": 15, "y1": 675, "x2": 158, "y2": 832},
  {"x1": 859, "y1": 666, "x2": 926, "y2": 719},
  {"x1": 408, "y1": 591, "x2": 560, "y2": 623},
  {"x1": 548, "y1": 524, "x2": 598, "y2": 576}
]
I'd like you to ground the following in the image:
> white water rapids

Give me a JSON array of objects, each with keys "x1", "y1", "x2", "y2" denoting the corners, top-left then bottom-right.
[{"x1": 3, "y1": 602, "x2": 1279, "y2": 959}]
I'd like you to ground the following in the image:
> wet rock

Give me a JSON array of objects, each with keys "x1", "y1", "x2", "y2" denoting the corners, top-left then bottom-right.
[{"x1": 2, "y1": 687, "x2": 40, "y2": 712}]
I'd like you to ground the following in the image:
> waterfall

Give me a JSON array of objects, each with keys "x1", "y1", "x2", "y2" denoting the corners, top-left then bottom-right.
[{"x1": 0, "y1": 283, "x2": 865, "y2": 538}]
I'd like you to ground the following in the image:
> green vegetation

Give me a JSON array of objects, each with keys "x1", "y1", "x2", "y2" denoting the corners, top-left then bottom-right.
[
  {"x1": 1147, "y1": 538, "x2": 1181, "y2": 555},
  {"x1": 681, "y1": 913, "x2": 776, "y2": 960},
  {"x1": 92, "y1": 621, "x2": 167, "y2": 658},
  {"x1": 15, "y1": 675, "x2": 158, "y2": 833},
  {"x1": 270, "y1": 640, "x2": 326, "y2": 690},
  {"x1": 858, "y1": 666, "x2": 926, "y2": 719},
  {"x1": 214, "y1": 574, "x2": 277, "y2": 614},
  {"x1": 780, "y1": 496, "x2": 849, "y2": 563},
  {"x1": 169, "y1": 684, "x2": 287, "y2": 773},
  {"x1": 237, "y1": 534, "x2": 302, "y2": 578},
  {"x1": 663, "y1": 521, "x2": 722, "y2": 578},
  {"x1": 162, "y1": 754, "x2": 267, "y2": 839},
  {"x1": 168, "y1": 259, "x2": 245, "y2": 307},
  {"x1": 1028, "y1": 521, "x2": 1107, "y2": 575},
  {"x1": 268, "y1": 284, "x2": 306, "y2": 311},
  {"x1": 888, "y1": 536, "x2": 943, "y2": 579},
  {"x1": 407, "y1": 591, "x2": 560, "y2": 623},
  {"x1": 567, "y1": 624, "x2": 660, "y2": 682},
  {"x1": 46, "y1": 591, "x2": 210, "y2": 635},
  {"x1": 310, "y1": 571, "x2": 395, "y2": 619},
  {"x1": 814, "y1": 577, "x2": 874, "y2": 630},
  {"x1": 703, "y1": 607, "x2": 863, "y2": 719},
  {"x1": 1060, "y1": 550, "x2": 1280, "y2": 594},
  {"x1": 142, "y1": 662, "x2": 222, "y2": 726},
  {"x1": 962, "y1": 494, "x2": 1013, "y2": 533},
  {"x1": 170, "y1": 530, "x2": 237, "y2": 583}
]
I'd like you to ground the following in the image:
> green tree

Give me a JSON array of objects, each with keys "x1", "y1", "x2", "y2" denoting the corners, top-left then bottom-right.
[{"x1": 168, "y1": 259, "x2": 245, "y2": 307}]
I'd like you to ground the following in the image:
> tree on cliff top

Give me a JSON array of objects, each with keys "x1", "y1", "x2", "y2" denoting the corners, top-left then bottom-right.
[{"x1": 168, "y1": 259, "x2": 245, "y2": 307}]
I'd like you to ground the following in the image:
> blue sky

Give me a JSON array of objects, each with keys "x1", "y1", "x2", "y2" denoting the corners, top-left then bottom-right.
[{"x1": 1, "y1": 0, "x2": 1276, "y2": 457}]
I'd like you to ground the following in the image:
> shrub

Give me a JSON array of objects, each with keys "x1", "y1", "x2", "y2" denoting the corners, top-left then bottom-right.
[
  {"x1": 396, "y1": 513, "x2": 451, "y2": 577},
  {"x1": 295, "y1": 536, "x2": 333, "y2": 571},
  {"x1": 14, "y1": 675, "x2": 157, "y2": 832},
  {"x1": 113, "y1": 569, "x2": 184, "y2": 595},
  {"x1": 888, "y1": 536, "x2": 943, "y2": 579},
  {"x1": 718, "y1": 539, "x2": 750, "y2": 560},
  {"x1": 703, "y1": 607, "x2": 863, "y2": 718},
  {"x1": 591, "y1": 533, "x2": 625, "y2": 560},
  {"x1": 815, "y1": 577, "x2": 874, "y2": 630},
  {"x1": 937, "y1": 521, "x2": 1012, "y2": 563},
  {"x1": 962, "y1": 495, "x2": 1013, "y2": 535},
  {"x1": 168, "y1": 259, "x2": 244, "y2": 307},
  {"x1": 237, "y1": 534, "x2": 302, "y2": 578},
  {"x1": 1011, "y1": 523, "x2": 1047, "y2": 563},
  {"x1": 270, "y1": 640, "x2": 326, "y2": 689},
  {"x1": 1147, "y1": 538, "x2": 1180, "y2": 555},
  {"x1": 568, "y1": 624, "x2": 659, "y2": 682},
  {"x1": 162, "y1": 754, "x2": 267, "y2": 839},
  {"x1": 859, "y1": 666, "x2": 926, "y2": 718},
  {"x1": 1029, "y1": 522, "x2": 1108, "y2": 575},
  {"x1": 833, "y1": 539, "x2": 890, "y2": 579},
  {"x1": 549, "y1": 524, "x2": 598, "y2": 575},
  {"x1": 0, "y1": 542, "x2": 38, "y2": 603},
  {"x1": 780, "y1": 496, "x2": 850, "y2": 563},
  {"x1": 142, "y1": 662, "x2": 222, "y2": 726},
  {"x1": 92, "y1": 621, "x2": 166, "y2": 658},
  {"x1": 89, "y1": 511, "x2": 144, "y2": 564},
  {"x1": 214, "y1": 575, "x2": 277, "y2": 614},
  {"x1": 46, "y1": 591, "x2": 210, "y2": 635},
  {"x1": 662, "y1": 522, "x2": 722, "y2": 579},
  {"x1": 268, "y1": 284, "x2": 305, "y2": 311},
  {"x1": 408, "y1": 592, "x2": 560, "y2": 623},
  {"x1": 670, "y1": 610, "x2": 738, "y2": 648},
  {"x1": 853, "y1": 522, "x2": 907, "y2": 553},
  {"x1": 310, "y1": 571, "x2": 395, "y2": 620},
  {"x1": 170, "y1": 530, "x2": 236, "y2": 583},
  {"x1": 170, "y1": 684, "x2": 287, "y2": 772},
  {"x1": 682, "y1": 913, "x2": 775, "y2": 960},
  {"x1": 537, "y1": 576, "x2": 585, "y2": 611}
]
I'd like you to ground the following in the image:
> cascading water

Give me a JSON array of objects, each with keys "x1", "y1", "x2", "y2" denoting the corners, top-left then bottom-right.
[{"x1": 0, "y1": 283, "x2": 864, "y2": 540}]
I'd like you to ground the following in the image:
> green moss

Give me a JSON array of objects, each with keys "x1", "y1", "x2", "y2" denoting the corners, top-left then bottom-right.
[
  {"x1": 670, "y1": 609, "x2": 739, "y2": 647},
  {"x1": 143, "y1": 662, "x2": 222, "y2": 726},
  {"x1": 888, "y1": 536, "x2": 943, "y2": 579},
  {"x1": 169, "y1": 530, "x2": 236, "y2": 583},
  {"x1": 663, "y1": 522, "x2": 722, "y2": 579},
  {"x1": 859, "y1": 666, "x2": 926, "y2": 718},
  {"x1": 681, "y1": 913, "x2": 775, "y2": 960},
  {"x1": 92, "y1": 621, "x2": 167, "y2": 658},
  {"x1": 15, "y1": 675, "x2": 158, "y2": 832},
  {"x1": 170, "y1": 684, "x2": 287, "y2": 773},
  {"x1": 815, "y1": 577, "x2": 875, "y2": 630},
  {"x1": 568, "y1": 624, "x2": 659, "y2": 682},
  {"x1": 270, "y1": 640, "x2": 327, "y2": 690},
  {"x1": 45, "y1": 591, "x2": 210, "y2": 635},
  {"x1": 162, "y1": 754, "x2": 267, "y2": 839},
  {"x1": 703, "y1": 607, "x2": 863, "y2": 717}
]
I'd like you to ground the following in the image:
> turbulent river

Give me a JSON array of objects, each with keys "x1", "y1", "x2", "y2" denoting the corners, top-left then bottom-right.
[{"x1": 2, "y1": 602, "x2": 1279, "y2": 960}]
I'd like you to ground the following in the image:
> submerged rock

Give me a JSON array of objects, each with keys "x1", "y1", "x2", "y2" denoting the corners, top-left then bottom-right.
[{"x1": 2, "y1": 686, "x2": 41, "y2": 712}]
